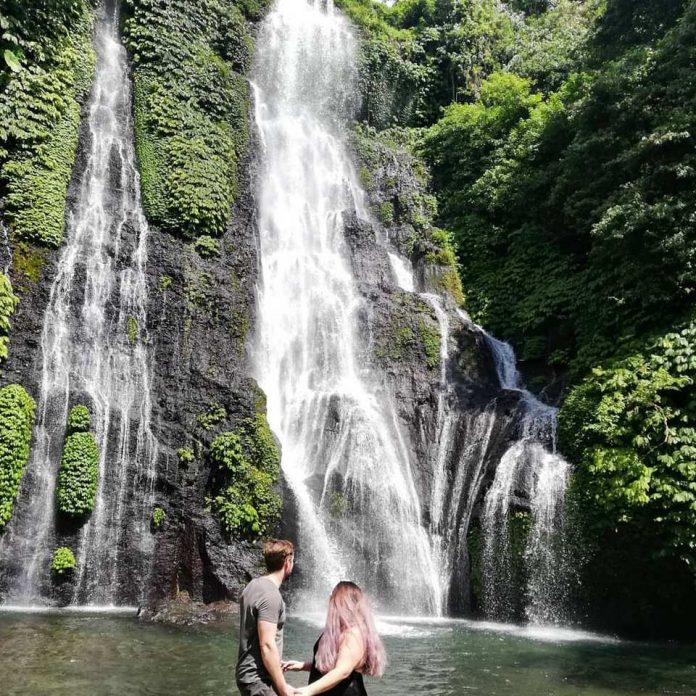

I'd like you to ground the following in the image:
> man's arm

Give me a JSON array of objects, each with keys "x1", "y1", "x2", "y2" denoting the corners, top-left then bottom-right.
[{"x1": 258, "y1": 619, "x2": 295, "y2": 696}]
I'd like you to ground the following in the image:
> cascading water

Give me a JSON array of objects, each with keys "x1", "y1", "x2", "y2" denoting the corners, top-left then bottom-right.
[
  {"x1": 252, "y1": 0, "x2": 442, "y2": 614},
  {"x1": 0, "y1": 4, "x2": 158, "y2": 606},
  {"x1": 389, "y1": 247, "x2": 571, "y2": 621},
  {"x1": 481, "y1": 335, "x2": 571, "y2": 623}
]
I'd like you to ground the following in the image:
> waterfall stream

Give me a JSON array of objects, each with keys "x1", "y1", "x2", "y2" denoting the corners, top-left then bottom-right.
[
  {"x1": 252, "y1": 0, "x2": 441, "y2": 614},
  {"x1": 0, "y1": 5, "x2": 158, "y2": 606},
  {"x1": 389, "y1": 251, "x2": 570, "y2": 621},
  {"x1": 482, "y1": 336, "x2": 571, "y2": 623}
]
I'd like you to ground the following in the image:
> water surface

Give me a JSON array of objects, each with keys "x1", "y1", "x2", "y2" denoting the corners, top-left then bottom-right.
[{"x1": 1, "y1": 612, "x2": 694, "y2": 695}]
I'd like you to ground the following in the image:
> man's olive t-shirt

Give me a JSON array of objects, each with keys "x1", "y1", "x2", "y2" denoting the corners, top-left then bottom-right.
[{"x1": 236, "y1": 577, "x2": 286, "y2": 686}]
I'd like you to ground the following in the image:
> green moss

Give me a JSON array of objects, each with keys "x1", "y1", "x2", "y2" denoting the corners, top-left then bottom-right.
[
  {"x1": 67, "y1": 404, "x2": 90, "y2": 434},
  {"x1": 467, "y1": 525, "x2": 483, "y2": 609},
  {"x1": 151, "y1": 506, "x2": 166, "y2": 530},
  {"x1": 0, "y1": 384, "x2": 36, "y2": 531},
  {"x1": 126, "y1": 316, "x2": 138, "y2": 345},
  {"x1": 232, "y1": 307, "x2": 250, "y2": 346},
  {"x1": 359, "y1": 166, "x2": 373, "y2": 189},
  {"x1": 419, "y1": 319, "x2": 440, "y2": 370},
  {"x1": 194, "y1": 235, "x2": 221, "y2": 258},
  {"x1": 124, "y1": 0, "x2": 257, "y2": 239},
  {"x1": 56, "y1": 431, "x2": 99, "y2": 518},
  {"x1": 51, "y1": 547, "x2": 76, "y2": 576},
  {"x1": 434, "y1": 266, "x2": 465, "y2": 307},
  {"x1": 0, "y1": 2, "x2": 96, "y2": 247},
  {"x1": 329, "y1": 492, "x2": 350, "y2": 517},
  {"x1": 0, "y1": 273, "x2": 19, "y2": 361},
  {"x1": 379, "y1": 201, "x2": 395, "y2": 225},
  {"x1": 11, "y1": 242, "x2": 46, "y2": 287},
  {"x1": 391, "y1": 325, "x2": 416, "y2": 361},
  {"x1": 159, "y1": 274, "x2": 172, "y2": 291}
]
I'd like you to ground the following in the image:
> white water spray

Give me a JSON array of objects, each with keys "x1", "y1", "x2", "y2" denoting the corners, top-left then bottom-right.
[
  {"x1": 252, "y1": 0, "x2": 441, "y2": 614},
  {"x1": 482, "y1": 335, "x2": 570, "y2": 623}
]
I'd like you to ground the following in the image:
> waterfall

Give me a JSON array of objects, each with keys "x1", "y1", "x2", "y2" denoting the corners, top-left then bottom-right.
[
  {"x1": 252, "y1": 0, "x2": 441, "y2": 614},
  {"x1": 481, "y1": 332, "x2": 571, "y2": 624},
  {"x1": 0, "y1": 5, "x2": 158, "y2": 606},
  {"x1": 388, "y1": 252, "x2": 415, "y2": 293}
]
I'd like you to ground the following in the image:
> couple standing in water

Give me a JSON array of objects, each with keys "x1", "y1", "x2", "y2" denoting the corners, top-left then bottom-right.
[{"x1": 236, "y1": 539, "x2": 386, "y2": 696}]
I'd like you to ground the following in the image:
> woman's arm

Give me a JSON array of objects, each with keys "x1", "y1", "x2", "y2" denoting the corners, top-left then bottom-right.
[
  {"x1": 282, "y1": 660, "x2": 312, "y2": 672},
  {"x1": 298, "y1": 629, "x2": 364, "y2": 696}
]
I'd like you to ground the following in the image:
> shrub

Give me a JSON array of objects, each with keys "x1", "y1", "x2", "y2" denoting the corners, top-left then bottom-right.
[
  {"x1": 152, "y1": 506, "x2": 166, "y2": 529},
  {"x1": 559, "y1": 320, "x2": 696, "y2": 563},
  {"x1": 0, "y1": 385, "x2": 36, "y2": 531},
  {"x1": 176, "y1": 447, "x2": 195, "y2": 465},
  {"x1": 208, "y1": 412, "x2": 281, "y2": 538},
  {"x1": 379, "y1": 201, "x2": 394, "y2": 225},
  {"x1": 56, "y1": 431, "x2": 99, "y2": 518},
  {"x1": 194, "y1": 235, "x2": 221, "y2": 258},
  {"x1": 51, "y1": 547, "x2": 76, "y2": 576},
  {"x1": 67, "y1": 404, "x2": 90, "y2": 434},
  {"x1": 0, "y1": 274, "x2": 19, "y2": 361},
  {"x1": 197, "y1": 402, "x2": 227, "y2": 430}
]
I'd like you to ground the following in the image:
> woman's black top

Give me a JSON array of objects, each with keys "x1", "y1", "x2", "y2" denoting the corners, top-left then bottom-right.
[{"x1": 308, "y1": 637, "x2": 368, "y2": 696}]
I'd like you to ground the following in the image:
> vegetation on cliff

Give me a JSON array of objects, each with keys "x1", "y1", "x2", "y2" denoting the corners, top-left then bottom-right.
[
  {"x1": 56, "y1": 404, "x2": 99, "y2": 518},
  {"x1": 51, "y1": 546, "x2": 76, "y2": 576},
  {"x1": 0, "y1": 384, "x2": 36, "y2": 531},
  {"x1": 0, "y1": 273, "x2": 19, "y2": 361},
  {"x1": 123, "y1": 0, "x2": 268, "y2": 239},
  {"x1": 0, "y1": 0, "x2": 95, "y2": 248},
  {"x1": 207, "y1": 412, "x2": 282, "y2": 539}
]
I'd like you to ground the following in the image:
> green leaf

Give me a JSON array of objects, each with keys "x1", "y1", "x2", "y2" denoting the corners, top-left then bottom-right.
[{"x1": 3, "y1": 49, "x2": 21, "y2": 72}]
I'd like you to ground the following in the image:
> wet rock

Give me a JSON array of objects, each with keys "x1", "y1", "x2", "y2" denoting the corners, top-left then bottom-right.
[{"x1": 138, "y1": 590, "x2": 239, "y2": 626}]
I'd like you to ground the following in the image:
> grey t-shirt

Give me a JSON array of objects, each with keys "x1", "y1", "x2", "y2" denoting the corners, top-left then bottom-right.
[{"x1": 236, "y1": 577, "x2": 286, "y2": 686}]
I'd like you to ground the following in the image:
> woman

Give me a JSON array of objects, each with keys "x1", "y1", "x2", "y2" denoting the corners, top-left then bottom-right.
[{"x1": 282, "y1": 581, "x2": 386, "y2": 695}]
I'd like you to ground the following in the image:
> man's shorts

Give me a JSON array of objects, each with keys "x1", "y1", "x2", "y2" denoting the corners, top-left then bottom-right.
[{"x1": 237, "y1": 680, "x2": 275, "y2": 696}]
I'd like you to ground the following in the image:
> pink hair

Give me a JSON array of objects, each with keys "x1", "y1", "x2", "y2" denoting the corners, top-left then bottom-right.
[{"x1": 315, "y1": 581, "x2": 387, "y2": 677}]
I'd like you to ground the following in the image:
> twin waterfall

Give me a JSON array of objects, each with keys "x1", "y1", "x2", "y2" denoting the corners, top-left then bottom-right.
[
  {"x1": 253, "y1": 0, "x2": 570, "y2": 620},
  {"x1": 0, "y1": 0, "x2": 570, "y2": 621},
  {"x1": 0, "y1": 7, "x2": 158, "y2": 605}
]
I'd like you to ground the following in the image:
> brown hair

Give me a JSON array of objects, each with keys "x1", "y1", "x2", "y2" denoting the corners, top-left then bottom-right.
[{"x1": 263, "y1": 538, "x2": 294, "y2": 572}]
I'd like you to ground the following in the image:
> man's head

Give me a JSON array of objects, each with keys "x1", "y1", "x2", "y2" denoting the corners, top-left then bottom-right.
[{"x1": 263, "y1": 538, "x2": 294, "y2": 579}]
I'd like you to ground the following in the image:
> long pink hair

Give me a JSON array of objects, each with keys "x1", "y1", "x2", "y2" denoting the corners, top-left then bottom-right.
[{"x1": 315, "y1": 581, "x2": 387, "y2": 677}]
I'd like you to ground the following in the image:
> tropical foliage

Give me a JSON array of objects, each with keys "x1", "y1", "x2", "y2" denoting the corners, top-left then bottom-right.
[
  {"x1": 56, "y1": 406, "x2": 99, "y2": 518},
  {"x1": 0, "y1": 0, "x2": 95, "y2": 247},
  {"x1": 0, "y1": 384, "x2": 36, "y2": 531},
  {"x1": 208, "y1": 413, "x2": 281, "y2": 539},
  {"x1": 123, "y1": 0, "x2": 267, "y2": 239}
]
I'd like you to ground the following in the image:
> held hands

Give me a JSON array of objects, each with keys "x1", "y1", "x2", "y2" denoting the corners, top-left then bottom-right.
[{"x1": 278, "y1": 682, "x2": 302, "y2": 696}]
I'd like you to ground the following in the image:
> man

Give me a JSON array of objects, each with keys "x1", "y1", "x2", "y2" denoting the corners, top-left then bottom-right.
[{"x1": 236, "y1": 538, "x2": 297, "y2": 696}]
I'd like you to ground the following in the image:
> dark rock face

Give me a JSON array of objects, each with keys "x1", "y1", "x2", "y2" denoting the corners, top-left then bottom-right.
[{"x1": 142, "y1": 139, "x2": 273, "y2": 609}]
